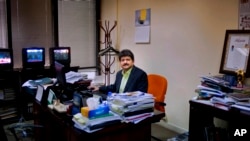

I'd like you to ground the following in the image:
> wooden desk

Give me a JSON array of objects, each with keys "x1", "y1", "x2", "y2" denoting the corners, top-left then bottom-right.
[
  {"x1": 33, "y1": 101, "x2": 165, "y2": 141},
  {"x1": 189, "y1": 99, "x2": 250, "y2": 141}
]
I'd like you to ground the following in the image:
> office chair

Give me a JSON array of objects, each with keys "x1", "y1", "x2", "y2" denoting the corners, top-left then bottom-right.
[
  {"x1": 147, "y1": 74, "x2": 167, "y2": 141},
  {"x1": 147, "y1": 74, "x2": 167, "y2": 113}
]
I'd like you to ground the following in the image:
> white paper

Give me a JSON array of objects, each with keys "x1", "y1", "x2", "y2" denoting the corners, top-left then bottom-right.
[
  {"x1": 225, "y1": 35, "x2": 250, "y2": 71},
  {"x1": 35, "y1": 85, "x2": 44, "y2": 102},
  {"x1": 134, "y1": 26, "x2": 150, "y2": 43}
]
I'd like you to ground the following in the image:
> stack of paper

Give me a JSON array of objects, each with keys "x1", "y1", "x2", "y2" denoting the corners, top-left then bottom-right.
[
  {"x1": 66, "y1": 71, "x2": 84, "y2": 84},
  {"x1": 109, "y1": 91, "x2": 155, "y2": 119},
  {"x1": 195, "y1": 75, "x2": 233, "y2": 98}
]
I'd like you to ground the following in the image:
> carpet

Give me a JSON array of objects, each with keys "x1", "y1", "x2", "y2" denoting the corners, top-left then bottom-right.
[{"x1": 167, "y1": 132, "x2": 189, "y2": 141}]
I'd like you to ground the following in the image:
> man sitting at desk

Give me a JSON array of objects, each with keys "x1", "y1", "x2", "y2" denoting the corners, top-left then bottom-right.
[{"x1": 88, "y1": 49, "x2": 148, "y2": 93}]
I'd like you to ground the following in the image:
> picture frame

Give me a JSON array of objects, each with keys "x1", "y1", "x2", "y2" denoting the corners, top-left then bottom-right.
[{"x1": 219, "y1": 30, "x2": 250, "y2": 77}]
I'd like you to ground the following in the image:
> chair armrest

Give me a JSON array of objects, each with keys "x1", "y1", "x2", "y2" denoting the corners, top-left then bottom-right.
[{"x1": 155, "y1": 101, "x2": 166, "y2": 106}]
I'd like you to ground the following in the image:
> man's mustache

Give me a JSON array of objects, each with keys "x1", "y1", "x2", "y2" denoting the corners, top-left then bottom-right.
[{"x1": 123, "y1": 63, "x2": 129, "y2": 66}]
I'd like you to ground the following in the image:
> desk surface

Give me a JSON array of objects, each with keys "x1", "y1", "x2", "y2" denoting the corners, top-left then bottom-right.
[{"x1": 33, "y1": 101, "x2": 165, "y2": 141}]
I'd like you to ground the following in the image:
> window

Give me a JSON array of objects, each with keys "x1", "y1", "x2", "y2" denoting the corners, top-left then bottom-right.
[
  {"x1": 0, "y1": 0, "x2": 8, "y2": 48},
  {"x1": 3, "y1": 0, "x2": 100, "y2": 69},
  {"x1": 57, "y1": 0, "x2": 99, "y2": 68},
  {"x1": 10, "y1": 0, "x2": 54, "y2": 68}
]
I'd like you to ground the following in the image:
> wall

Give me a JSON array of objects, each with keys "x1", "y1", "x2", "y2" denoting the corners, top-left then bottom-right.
[{"x1": 101, "y1": 0, "x2": 238, "y2": 132}]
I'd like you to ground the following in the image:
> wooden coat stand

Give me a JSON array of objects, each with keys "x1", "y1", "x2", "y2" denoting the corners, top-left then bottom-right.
[{"x1": 99, "y1": 20, "x2": 119, "y2": 86}]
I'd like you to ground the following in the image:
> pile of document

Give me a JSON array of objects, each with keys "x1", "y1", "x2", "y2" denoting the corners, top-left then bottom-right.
[
  {"x1": 72, "y1": 112, "x2": 122, "y2": 132},
  {"x1": 195, "y1": 75, "x2": 232, "y2": 98},
  {"x1": 109, "y1": 91, "x2": 155, "y2": 123},
  {"x1": 65, "y1": 71, "x2": 86, "y2": 84}
]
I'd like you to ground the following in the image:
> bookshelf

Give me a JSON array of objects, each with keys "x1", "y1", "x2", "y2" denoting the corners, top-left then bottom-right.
[{"x1": 0, "y1": 70, "x2": 20, "y2": 124}]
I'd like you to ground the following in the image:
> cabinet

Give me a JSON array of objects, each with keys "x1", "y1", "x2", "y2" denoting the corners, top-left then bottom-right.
[
  {"x1": 0, "y1": 70, "x2": 21, "y2": 124},
  {"x1": 0, "y1": 67, "x2": 55, "y2": 124},
  {"x1": 189, "y1": 99, "x2": 250, "y2": 141}
]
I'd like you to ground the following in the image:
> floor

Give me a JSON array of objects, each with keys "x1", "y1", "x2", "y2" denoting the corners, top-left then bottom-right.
[
  {"x1": 151, "y1": 123, "x2": 179, "y2": 141},
  {"x1": 4, "y1": 121, "x2": 184, "y2": 141}
]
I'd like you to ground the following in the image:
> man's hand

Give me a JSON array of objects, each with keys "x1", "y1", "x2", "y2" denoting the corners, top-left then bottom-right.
[{"x1": 87, "y1": 85, "x2": 99, "y2": 92}]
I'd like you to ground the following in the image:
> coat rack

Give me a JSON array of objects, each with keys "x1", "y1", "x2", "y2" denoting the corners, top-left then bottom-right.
[{"x1": 99, "y1": 20, "x2": 119, "y2": 86}]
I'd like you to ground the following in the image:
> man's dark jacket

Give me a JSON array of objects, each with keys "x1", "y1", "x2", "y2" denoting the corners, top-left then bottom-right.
[{"x1": 99, "y1": 66, "x2": 148, "y2": 93}]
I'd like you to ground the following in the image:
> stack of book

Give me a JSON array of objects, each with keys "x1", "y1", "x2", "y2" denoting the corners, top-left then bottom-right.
[
  {"x1": 195, "y1": 75, "x2": 233, "y2": 99},
  {"x1": 109, "y1": 91, "x2": 155, "y2": 122}
]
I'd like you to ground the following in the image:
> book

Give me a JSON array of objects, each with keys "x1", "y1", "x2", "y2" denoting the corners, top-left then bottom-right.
[{"x1": 227, "y1": 93, "x2": 250, "y2": 101}]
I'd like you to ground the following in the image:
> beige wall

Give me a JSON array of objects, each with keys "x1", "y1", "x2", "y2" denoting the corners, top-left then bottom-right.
[{"x1": 101, "y1": 0, "x2": 238, "y2": 132}]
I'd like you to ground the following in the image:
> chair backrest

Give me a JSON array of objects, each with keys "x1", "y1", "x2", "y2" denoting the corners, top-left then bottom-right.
[{"x1": 147, "y1": 74, "x2": 168, "y2": 112}]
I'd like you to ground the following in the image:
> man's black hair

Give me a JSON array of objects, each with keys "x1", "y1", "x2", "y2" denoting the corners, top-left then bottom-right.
[{"x1": 118, "y1": 49, "x2": 134, "y2": 61}]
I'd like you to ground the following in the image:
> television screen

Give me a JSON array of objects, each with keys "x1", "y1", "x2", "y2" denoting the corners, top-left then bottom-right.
[
  {"x1": 26, "y1": 48, "x2": 44, "y2": 62},
  {"x1": 22, "y1": 47, "x2": 45, "y2": 68},
  {"x1": 0, "y1": 51, "x2": 11, "y2": 64},
  {"x1": 54, "y1": 49, "x2": 69, "y2": 61},
  {"x1": 0, "y1": 48, "x2": 13, "y2": 70},
  {"x1": 50, "y1": 47, "x2": 71, "y2": 67}
]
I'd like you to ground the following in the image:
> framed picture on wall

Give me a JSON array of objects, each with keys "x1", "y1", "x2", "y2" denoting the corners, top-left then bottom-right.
[{"x1": 219, "y1": 30, "x2": 250, "y2": 77}]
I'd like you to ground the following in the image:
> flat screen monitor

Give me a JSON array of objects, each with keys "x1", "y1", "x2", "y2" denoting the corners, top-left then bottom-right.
[
  {"x1": 54, "y1": 61, "x2": 67, "y2": 87},
  {"x1": 22, "y1": 47, "x2": 45, "y2": 68},
  {"x1": 0, "y1": 48, "x2": 14, "y2": 70},
  {"x1": 50, "y1": 47, "x2": 71, "y2": 67}
]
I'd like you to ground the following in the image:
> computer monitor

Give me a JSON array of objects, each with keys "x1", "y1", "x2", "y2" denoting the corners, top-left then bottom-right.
[
  {"x1": 54, "y1": 61, "x2": 67, "y2": 87},
  {"x1": 50, "y1": 47, "x2": 71, "y2": 67},
  {"x1": 0, "y1": 48, "x2": 13, "y2": 70},
  {"x1": 22, "y1": 47, "x2": 45, "y2": 69}
]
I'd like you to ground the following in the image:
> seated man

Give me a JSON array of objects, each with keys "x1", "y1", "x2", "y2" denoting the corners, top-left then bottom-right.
[{"x1": 89, "y1": 49, "x2": 148, "y2": 93}]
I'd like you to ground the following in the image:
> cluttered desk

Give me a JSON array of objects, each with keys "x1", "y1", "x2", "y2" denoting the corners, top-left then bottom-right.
[
  {"x1": 189, "y1": 75, "x2": 250, "y2": 141},
  {"x1": 20, "y1": 61, "x2": 165, "y2": 141},
  {"x1": 33, "y1": 89, "x2": 164, "y2": 141}
]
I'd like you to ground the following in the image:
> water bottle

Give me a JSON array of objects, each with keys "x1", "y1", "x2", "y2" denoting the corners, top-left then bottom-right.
[{"x1": 106, "y1": 91, "x2": 112, "y2": 105}]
